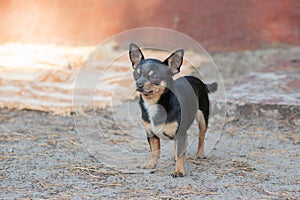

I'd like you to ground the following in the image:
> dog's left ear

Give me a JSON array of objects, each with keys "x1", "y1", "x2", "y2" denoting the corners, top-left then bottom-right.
[{"x1": 163, "y1": 49, "x2": 184, "y2": 75}]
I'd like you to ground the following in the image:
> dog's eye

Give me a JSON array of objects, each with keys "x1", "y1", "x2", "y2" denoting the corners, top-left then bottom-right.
[
  {"x1": 151, "y1": 73, "x2": 158, "y2": 80},
  {"x1": 133, "y1": 72, "x2": 140, "y2": 80}
]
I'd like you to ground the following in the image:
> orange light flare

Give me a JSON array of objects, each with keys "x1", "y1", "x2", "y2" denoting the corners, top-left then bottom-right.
[
  {"x1": 0, "y1": 43, "x2": 201, "y2": 115},
  {"x1": 0, "y1": 43, "x2": 94, "y2": 115}
]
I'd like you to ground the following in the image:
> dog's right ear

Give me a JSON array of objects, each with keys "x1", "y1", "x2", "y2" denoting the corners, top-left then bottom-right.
[{"x1": 129, "y1": 43, "x2": 144, "y2": 68}]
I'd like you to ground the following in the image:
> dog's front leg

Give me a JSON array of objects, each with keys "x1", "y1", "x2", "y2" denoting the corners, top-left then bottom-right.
[
  {"x1": 141, "y1": 135, "x2": 160, "y2": 169},
  {"x1": 171, "y1": 131, "x2": 188, "y2": 177}
]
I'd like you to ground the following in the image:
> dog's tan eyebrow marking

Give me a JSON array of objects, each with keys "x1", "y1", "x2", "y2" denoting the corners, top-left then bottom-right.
[{"x1": 148, "y1": 70, "x2": 154, "y2": 76}]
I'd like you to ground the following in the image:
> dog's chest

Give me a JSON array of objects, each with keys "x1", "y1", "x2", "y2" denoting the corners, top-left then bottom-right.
[
  {"x1": 145, "y1": 103, "x2": 159, "y2": 120},
  {"x1": 143, "y1": 101, "x2": 178, "y2": 139}
]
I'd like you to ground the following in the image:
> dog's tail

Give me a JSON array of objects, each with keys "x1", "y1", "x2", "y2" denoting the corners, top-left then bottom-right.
[{"x1": 206, "y1": 82, "x2": 218, "y2": 93}]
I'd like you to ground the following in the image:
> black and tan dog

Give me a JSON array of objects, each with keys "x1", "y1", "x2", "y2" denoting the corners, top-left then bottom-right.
[{"x1": 129, "y1": 43, "x2": 217, "y2": 177}]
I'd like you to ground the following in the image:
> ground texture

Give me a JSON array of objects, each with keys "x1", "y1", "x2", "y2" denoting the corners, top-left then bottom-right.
[{"x1": 1, "y1": 46, "x2": 299, "y2": 199}]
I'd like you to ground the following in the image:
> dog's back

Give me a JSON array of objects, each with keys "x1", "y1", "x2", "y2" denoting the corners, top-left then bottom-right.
[{"x1": 174, "y1": 76, "x2": 211, "y2": 127}]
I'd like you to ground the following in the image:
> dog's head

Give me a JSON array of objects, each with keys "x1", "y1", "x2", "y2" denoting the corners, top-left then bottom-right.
[{"x1": 129, "y1": 43, "x2": 184, "y2": 100}]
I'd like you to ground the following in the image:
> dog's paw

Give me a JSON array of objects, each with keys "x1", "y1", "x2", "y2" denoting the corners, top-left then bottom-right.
[
  {"x1": 196, "y1": 154, "x2": 207, "y2": 160},
  {"x1": 170, "y1": 171, "x2": 184, "y2": 178},
  {"x1": 140, "y1": 162, "x2": 156, "y2": 169},
  {"x1": 196, "y1": 152, "x2": 206, "y2": 160}
]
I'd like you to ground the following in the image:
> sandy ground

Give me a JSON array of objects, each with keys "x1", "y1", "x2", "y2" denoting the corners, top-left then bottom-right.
[{"x1": 1, "y1": 46, "x2": 300, "y2": 199}]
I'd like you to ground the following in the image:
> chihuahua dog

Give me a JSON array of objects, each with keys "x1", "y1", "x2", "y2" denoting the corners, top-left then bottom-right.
[{"x1": 129, "y1": 43, "x2": 217, "y2": 177}]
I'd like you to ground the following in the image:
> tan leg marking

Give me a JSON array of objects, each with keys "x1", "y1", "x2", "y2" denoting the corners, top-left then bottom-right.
[
  {"x1": 142, "y1": 136, "x2": 160, "y2": 169},
  {"x1": 196, "y1": 110, "x2": 207, "y2": 159},
  {"x1": 163, "y1": 121, "x2": 178, "y2": 138},
  {"x1": 155, "y1": 121, "x2": 178, "y2": 139},
  {"x1": 174, "y1": 140, "x2": 177, "y2": 161},
  {"x1": 141, "y1": 119, "x2": 151, "y2": 133},
  {"x1": 171, "y1": 152, "x2": 185, "y2": 177}
]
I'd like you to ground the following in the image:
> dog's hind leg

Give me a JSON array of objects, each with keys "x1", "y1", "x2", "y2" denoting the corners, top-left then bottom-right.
[
  {"x1": 142, "y1": 135, "x2": 160, "y2": 169},
  {"x1": 196, "y1": 110, "x2": 207, "y2": 159}
]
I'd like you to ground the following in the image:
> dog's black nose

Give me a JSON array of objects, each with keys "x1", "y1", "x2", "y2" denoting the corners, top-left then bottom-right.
[
  {"x1": 136, "y1": 80, "x2": 144, "y2": 89},
  {"x1": 136, "y1": 83, "x2": 144, "y2": 89}
]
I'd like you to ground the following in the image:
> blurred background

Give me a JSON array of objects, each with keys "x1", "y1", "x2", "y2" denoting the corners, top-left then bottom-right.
[
  {"x1": 2, "y1": 1, "x2": 300, "y2": 198},
  {"x1": 0, "y1": 0, "x2": 299, "y2": 50},
  {"x1": 0, "y1": 0, "x2": 299, "y2": 114}
]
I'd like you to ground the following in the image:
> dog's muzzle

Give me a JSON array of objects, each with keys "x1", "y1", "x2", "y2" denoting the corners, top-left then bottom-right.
[{"x1": 135, "y1": 78, "x2": 154, "y2": 95}]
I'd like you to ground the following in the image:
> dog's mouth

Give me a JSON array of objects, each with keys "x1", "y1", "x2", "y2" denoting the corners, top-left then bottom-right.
[
  {"x1": 136, "y1": 88, "x2": 153, "y2": 96},
  {"x1": 141, "y1": 90, "x2": 153, "y2": 96}
]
